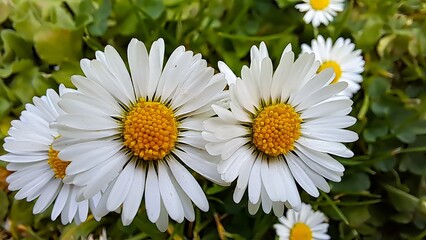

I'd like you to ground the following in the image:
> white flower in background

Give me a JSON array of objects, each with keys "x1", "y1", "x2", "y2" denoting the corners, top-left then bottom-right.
[
  {"x1": 301, "y1": 35, "x2": 365, "y2": 97},
  {"x1": 204, "y1": 42, "x2": 357, "y2": 216},
  {"x1": 274, "y1": 203, "x2": 330, "y2": 240},
  {"x1": 85, "y1": 228, "x2": 108, "y2": 240},
  {"x1": 0, "y1": 85, "x2": 100, "y2": 224},
  {"x1": 295, "y1": 0, "x2": 344, "y2": 27},
  {"x1": 53, "y1": 38, "x2": 228, "y2": 231}
]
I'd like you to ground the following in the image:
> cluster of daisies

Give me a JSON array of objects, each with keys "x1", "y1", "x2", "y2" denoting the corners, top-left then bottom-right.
[{"x1": 0, "y1": 1, "x2": 364, "y2": 239}]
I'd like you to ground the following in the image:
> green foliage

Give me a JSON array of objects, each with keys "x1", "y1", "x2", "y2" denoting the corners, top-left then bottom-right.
[{"x1": 0, "y1": 0, "x2": 425, "y2": 239}]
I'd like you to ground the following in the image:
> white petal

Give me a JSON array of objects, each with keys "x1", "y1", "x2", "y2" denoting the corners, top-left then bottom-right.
[
  {"x1": 61, "y1": 141, "x2": 122, "y2": 175},
  {"x1": 297, "y1": 137, "x2": 353, "y2": 158},
  {"x1": 300, "y1": 99, "x2": 353, "y2": 119},
  {"x1": 122, "y1": 163, "x2": 145, "y2": 225},
  {"x1": 104, "y1": 45, "x2": 135, "y2": 102},
  {"x1": 168, "y1": 157, "x2": 208, "y2": 211},
  {"x1": 55, "y1": 114, "x2": 117, "y2": 131},
  {"x1": 260, "y1": 159, "x2": 278, "y2": 201},
  {"x1": 145, "y1": 163, "x2": 161, "y2": 222},
  {"x1": 174, "y1": 147, "x2": 227, "y2": 185},
  {"x1": 248, "y1": 158, "x2": 262, "y2": 204},
  {"x1": 296, "y1": 82, "x2": 348, "y2": 111},
  {"x1": 52, "y1": 184, "x2": 71, "y2": 220},
  {"x1": 147, "y1": 38, "x2": 165, "y2": 99},
  {"x1": 286, "y1": 153, "x2": 319, "y2": 197},
  {"x1": 158, "y1": 161, "x2": 184, "y2": 222},
  {"x1": 301, "y1": 128, "x2": 358, "y2": 143},
  {"x1": 106, "y1": 161, "x2": 136, "y2": 211},
  {"x1": 33, "y1": 179, "x2": 61, "y2": 214},
  {"x1": 233, "y1": 152, "x2": 256, "y2": 203},
  {"x1": 128, "y1": 38, "x2": 150, "y2": 98},
  {"x1": 218, "y1": 61, "x2": 237, "y2": 85}
]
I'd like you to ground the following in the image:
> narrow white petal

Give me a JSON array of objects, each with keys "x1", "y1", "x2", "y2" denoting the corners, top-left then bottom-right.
[
  {"x1": 122, "y1": 163, "x2": 145, "y2": 226},
  {"x1": 168, "y1": 157, "x2": 208, "y2": 211},
  {"x1": 286, "y1": 153, "x2": 319, "y2": 197},
  {"x1": 52, "y1": 184, "x2": 71, "y2": 220},
  {"x1": 297, "y1": 137, "x2": 353, "y2": 158},
  {"x1": 145, "y1": 163, "x2": 161, "y2": 222},
  {"x1": 128, "y1": 38, "x2": 149, "y2": 98},
  {"x1": 248, "y1": 158, "x2": 262, "y2": 204},
  {"x1": 106, "y1": 161, "x2": 136, "y2": 211},
  {"x1": 158, "y1": 161, "x2": 184, "y2": 222}
]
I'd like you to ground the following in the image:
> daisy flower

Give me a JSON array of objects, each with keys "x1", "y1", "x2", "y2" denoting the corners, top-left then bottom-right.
[
  {"x1": 274, "y1": 203, "x2": 330, "y2": 240},
  {"x1": 204, "y1": 42, "x2": 358, "y2": 216},
  {"x1": 0, "y1": 85, "x2": 101, "y2": 224},
  {"x1": 53, "y1": 38, "x2": 228, "y2": 231},
  {"x1": 301, "y1": 35, "x2": 365, "y2": 97},
  {"x1": 295, "y1": 0, "x2": 345, "y2": 27},
  {"x1": 85, "y1": 228, "x2": 108, "y2": 240}
]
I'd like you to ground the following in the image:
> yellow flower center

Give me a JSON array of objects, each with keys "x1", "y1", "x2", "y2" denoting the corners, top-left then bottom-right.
[
  {"x1": 123, "y1": 99, "x2": 178, "y2": 161},
  {"x1": 317, "y1": 60, "x2": 342, "y2": 84},
  {"x1": 290, "y1": 223, "x2": 313, "y2": 240},
  {"x1": 252, "y1": 103, "x2": 302, "y2": 157},
  {"x1": 310, "y1": 0, "x2": 330, "y2": 10},
  {"x1": 48, "y1": 146, "x2": 69, "y2": 179}
]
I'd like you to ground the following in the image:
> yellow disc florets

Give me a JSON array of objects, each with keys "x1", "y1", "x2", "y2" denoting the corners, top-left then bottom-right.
[
  {"x1": 122, "y1": 99, "x2": 178, "y2": 161},
  {"x1": 310, "y1": 0, "x2": 330, "y2": 10},
  {"x1": 252, "y1": 103, "x2": 302, "y2": 157},
  {"x1": 290, "y1": 222, "x2": 313, "y2": 240},
  {"x1": 48, "y1": 146, "x2": 69, "y2": 179},
  {"x1": 317, "y1": 60, "x2": 342, "y2": 84}
]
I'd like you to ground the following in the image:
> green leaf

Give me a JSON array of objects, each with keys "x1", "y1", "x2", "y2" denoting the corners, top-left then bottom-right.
[
  {"x1": 0, "y1": 30, "x2": 33, "y2": 60},
  {"x1": 399, "y1": 152, "x2": 426, "y2": 175},
  {"x1": 374, "y1": 156, "x2": 396, "y2": 172},
  {"x1": 363, "y1": 119, "x2": 388, "y2": 142},
  {"x1": 9, "y1": 66, "x2": 38, "y2": 103},
  {"x1": 0, "y1": 98, "x2": 12, "y2": 118},
  {"x1": 206, "y1": 185, "x2": 227, "y2": 195},
  {"x1": 33, "y1": 25, "x2": 83, "y2": 64},
  {"x1": 132, "y1": 215, "x2": 167, "y2": 239},
  {"x1": 390, "y1": 212, "x2": 413, "y2": 224},
  {"x1": 321, "y1": 192, "x2": 349, "y2": 225},
  {"x1": 74, "y1": 0, "x2": 95, "y2": 27},
  {"x1": 0, "y1": 59, "x2": 34, "y2": 79},
  {"x1": 135, "y1": 0, "x2": 165, "y2": 20},
  {"x1": 9, "y1": 0, "x2": 42, "y2": 40},
  {"x1": 10, "y1": 198, "x2": 34, "y2": 226},
  {"x1": 395, "y1": 129, "x2": 416, "y2": 143},
  {"x1": 384, "y1": 185, "x2": 419, "y2": 212},
  {"x1": 331, "y1": 172, "x2": 371, "y2": 193},
  {"x1": 88, "y1": 0, "x2": 112, "y2": 36},
  {"x1": 274, "y1": 0, "x2": 298, "y2": 9},
  {"x1": 366, "y1": 77, "x2": 390, "y2": 99},
  {"x1": 253, "y1": 214, "x2": 276, "y2": 240},
  {"x1": 61, "y1": 218, "x2": 104, "y2": 239},
  {"x1": 0, "y1": 190, "x2": 9, "y2": 223},
  {"x1": 377, "y1": 34, "x2": 396, "y2": 57},
  {"x1": 355, "y1": 16, "x2": 384, "y2": 51},
  {"x1": 0, "y1": 0, "x2": 11, "y2": 24},
  {"x1": 342, "y1": 205, "x2": 371, "y2": 227},
  {"x1": 51, "y1": 61, "x2": 83, "y2": 87}
]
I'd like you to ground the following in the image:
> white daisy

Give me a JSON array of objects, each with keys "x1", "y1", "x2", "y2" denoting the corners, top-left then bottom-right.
[
  {"x1": 53, "y1": 38, "x2": 228, "y2": 231},
  {"x1": 274, "y1": 203, "x2": 330, "y2": 240},
  {"x1": 203, "y1": 42, "x2": 358, "y2": 216},
  {"x1": 301, "y1": 35, "x2": 365, "y2": 97},
  {"x1": 0, "y1": 85, "x2": 101, "y2": 224},
  {"x1": 295, "y1": 0, "x2": 344, "y2": 27},
  {"x1": 85, "y1": 228, "x2": 108, "y2": 240}
]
